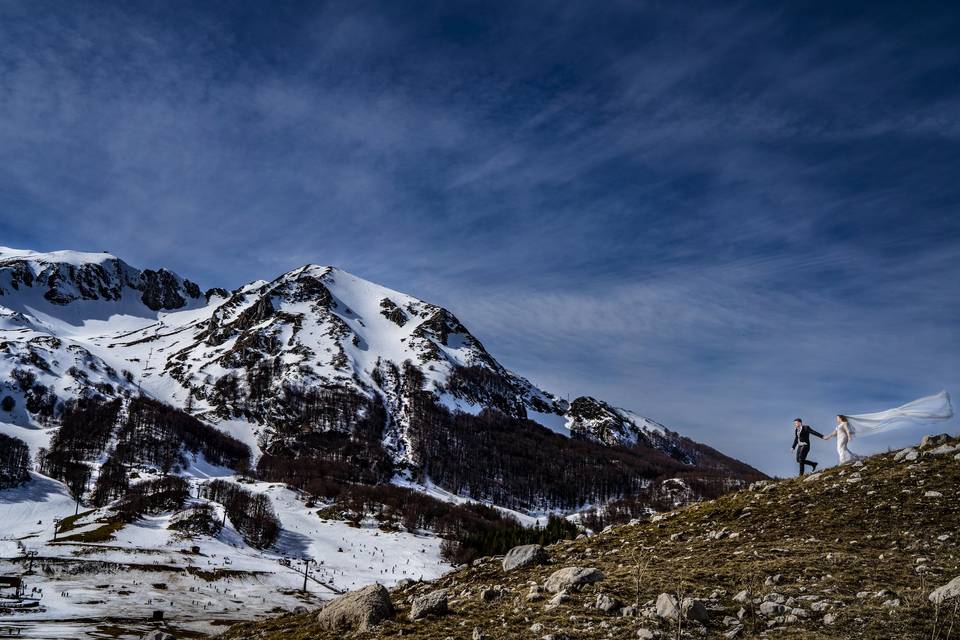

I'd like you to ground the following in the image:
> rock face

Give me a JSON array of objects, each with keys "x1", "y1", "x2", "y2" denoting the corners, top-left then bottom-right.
[
  {"x1": 544, "y1": 567, "x2": 604, "y2": 593},
  {"x1": 502, "y1": 544, "x2": 547, "y2": 572},
  {"x1": 316, "y1": 583, "x2": 394, "y2": 631},
  {"x1": 409, "y1": 589, "x2": 449, "y2": 620},
  {"x1": 929, "y1": 576, "x2": 960, "y2": 604}
]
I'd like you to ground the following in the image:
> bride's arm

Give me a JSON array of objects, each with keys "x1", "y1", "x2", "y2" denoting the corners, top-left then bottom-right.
[{"x1": 822, "y1": 428, "x2": 837, "y2": 440}]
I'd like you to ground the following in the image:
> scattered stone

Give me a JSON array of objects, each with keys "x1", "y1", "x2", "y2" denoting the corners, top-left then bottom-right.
[
  {"x1": 929, "y1": 577, "x2": 960, "y2": 604},
  {"x1": 316, "y1": 583, "x2": 394, "y2": 632},
  {"x1": 596, "y1": 593, "x2": 621, "y2": 613},
  {"x1": 724, "y1": 627, "x2": 742, "y2": 639},
  {"x1": 544, "y1": 567, "x2": 604, "y2": 593},
  {"x1": 529, "y1": 623, "x2": 544, "y2": 634},
  {"x1": 823, "y1": 613, "x2": 837, "y2": 625},
  {"x1": 894, "y1": 448, "x2": 915, "y2": 461},
  {"x1": 636, "y1": 629, "x2": 657, "y2": 639},
  {"x1": 882, "y1": 599, "x2": 901, "y2": 608},
  {"x1": 143, "y1": 633, "x2": 175, "y2": 640},
  {"x1": 502, "y1": 544, "x2": 548, "y2": 572},
  {"x1": 905, "y1": 451, "x2": 919, "y2": 462},
  {"x1": 924, "y1": 490, "x2": 943, "y2": 498},
  {"x1": 547, "y1": 591, "x2": 570, "y2": 609},
  {"x1": 409, "y1": 589, "x2": 448, "y2": 621},
  {"x1": 760, "y1": 601, "x2": 785, "y2": 616},
  {"x1": 764, "y1": 574, "x2": 783, "y2": 587},
  {"x1": 479, "y1": 587, "x2": 500, "y2": 602},
  {"x1": 803, "y1": 472, "x2": 824, "y2": 482},
  {"x1": 733, "y1": 589, "x2": 751, "y2": 604}
]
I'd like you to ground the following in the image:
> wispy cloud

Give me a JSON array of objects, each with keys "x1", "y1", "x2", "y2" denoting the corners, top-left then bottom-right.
[{"x1": 0, "y1": 1, "x2": 957, "y2": 475}]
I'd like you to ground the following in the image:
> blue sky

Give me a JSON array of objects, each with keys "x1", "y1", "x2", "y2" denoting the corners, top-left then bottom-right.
[{"x1": 1, "y1": 1, "x2": 958, "y2": 476}]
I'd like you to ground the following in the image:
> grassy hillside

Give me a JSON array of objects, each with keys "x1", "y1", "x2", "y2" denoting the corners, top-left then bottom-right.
[{"x1": 215, "y1": 435, "x2": 960, "y2": 639}]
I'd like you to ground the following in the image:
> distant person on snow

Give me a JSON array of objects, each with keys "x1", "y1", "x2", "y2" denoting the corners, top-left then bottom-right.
[{"x1": 791, "y1": 418, "x2": 824, "y2": 476}]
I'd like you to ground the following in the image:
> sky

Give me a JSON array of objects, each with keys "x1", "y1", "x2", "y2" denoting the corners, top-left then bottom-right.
[{"x1": 1, "y1": 1, "x2": 958, "y2": 476}]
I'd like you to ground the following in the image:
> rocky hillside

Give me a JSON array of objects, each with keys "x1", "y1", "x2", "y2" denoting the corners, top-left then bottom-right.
[{"x1": 216, "y1": 433, "x2": 960, "y2": 640}]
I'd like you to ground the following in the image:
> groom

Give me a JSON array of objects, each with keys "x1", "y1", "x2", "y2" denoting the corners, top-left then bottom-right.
[{"x1": 791, "y1": 418, "x2": 824, "y2": 476}]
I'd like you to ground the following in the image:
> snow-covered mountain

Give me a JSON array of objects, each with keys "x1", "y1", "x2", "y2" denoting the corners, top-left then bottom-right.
[
  {"x1": 0, "y1": 246, "x2": 732, "y2": 474},
  {"x1": 0, "y1": 246, "x2": 765, "y2": 637}
]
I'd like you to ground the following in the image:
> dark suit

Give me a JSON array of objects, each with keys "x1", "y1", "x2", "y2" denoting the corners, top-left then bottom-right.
[{"x1": 792, "y1": 424, "x2": 823, "y2": 475}]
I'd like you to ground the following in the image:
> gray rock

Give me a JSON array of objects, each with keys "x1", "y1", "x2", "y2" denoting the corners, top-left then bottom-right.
[
  {"x1": 927, "y1": 444, "x2": 958, "y2": 456},
  {"x1": 724, "y1": 627, "x2": 742, "y2": 639},
  {"x1": 142, "y1": 633, "x2": 175, "y2": 640},
  {"x1": 530, "y1": 623, "x2": 544, "y2": 634},
  {"x1": 596, "y1": 593, "x2": 621, "y2": 613},
  {"x1": 544, "y1": 567, "x2": 604, "y2": 593},
  {"x1": 759, "y1": 601, "x2": 785, "y2": 616},
  {"x1": 764, "y1": 574, "x2": 783, "y2": 587},
  {"x1": 546, "y1": 590, "x2": 570, "y2": 609},
  {"x1": 479, "y1": 587, "x2": 500, "y2": 602},
  {"x1": 823, "y1": 613, "x2": 837, "y2": 625},
  {"x1": 682, "y1": 598, "x2": 709, "y2": 623},
  {"x1": 930, "y1": 576, "x2": 960, "y2": 604},
  {"x1": 409, "y1": 589, "x2": 448, "y2": 621},
  {"x1": 502, "y1": 544, "x2": 548, "y2": 572},
  {"x1": 920, "y1": 434, "x2": 951, "y2": 448},
  {"x1": 655, "y1": 593, "x2": 680, "y2": 620},
  {"x1": 636, "y1": 629, "x2": 657, "y2": 639},
  {"x1": 905, "y1": 450, "x2": 920, "y2": 461},
  {"x1": 894, "y1": 447, "x2": 915, "y2": 461},
  {"x1": 732, "y1": 589, "x2": 751, "y2": 603},
  {"x1": 316, "y1": 583, "x2": 394, "y2": 631}
]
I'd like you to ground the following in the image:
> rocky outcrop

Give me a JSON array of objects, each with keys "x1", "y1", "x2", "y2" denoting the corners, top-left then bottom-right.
[
  {"x1": 929, "y1": 576, "x2": 960, "y2": 604},
  {"x1": 502, "y1": 544, "x2": 547, "y2": 572},
  {"x1": 544, "y1": 567, "x2": 604, "y2": 593},
  {"x1": 409, "y1": 589, "x2": 448, "y2": 620},
  {"x1": 315, "y1": 583, "x2": 394, "y2": 631}
]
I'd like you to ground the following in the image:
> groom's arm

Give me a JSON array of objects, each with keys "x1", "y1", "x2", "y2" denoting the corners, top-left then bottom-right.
[
  {"x1": 808, "y1": 427, "x2": 824, "y2": 439},
  {"x1": 791, "y1": 431, "x2": 798, "y2": 450}
]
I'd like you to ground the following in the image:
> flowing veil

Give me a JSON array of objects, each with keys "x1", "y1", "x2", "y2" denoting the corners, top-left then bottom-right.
[{"x1": 846, "y1": 391, "x2": 954, "y2": 438}]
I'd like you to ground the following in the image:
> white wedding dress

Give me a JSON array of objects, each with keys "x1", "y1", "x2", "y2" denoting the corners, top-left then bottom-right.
[
  {"x1": 834, "y1": 390, "x2": 954, "y2": 465},
  {"x1": 833, "y1": 424, "x2": 861, "y2": 465}
]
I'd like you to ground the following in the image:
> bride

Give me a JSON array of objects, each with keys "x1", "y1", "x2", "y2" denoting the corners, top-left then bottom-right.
[
  {"x1": 822, "y1": 415, "x2": 860, "y2": 464},
  {"x1": 825, "y1": 391, "x2": 953, "y2": 466}
]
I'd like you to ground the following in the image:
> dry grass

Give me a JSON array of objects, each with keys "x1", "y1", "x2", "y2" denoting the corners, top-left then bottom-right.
[{"x1": 216, "y1": 439, "x2": 960, "y2": 639}]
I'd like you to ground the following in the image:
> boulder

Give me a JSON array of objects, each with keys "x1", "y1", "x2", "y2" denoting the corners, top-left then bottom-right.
[
  {"x1": 927, "y1": 444, "x2": 959, "y2": 456},
  {"x1": 656, "y1": 593, "x2": 680, "y2": 620},
  {"x1": 920, "y1": 434, "x2": 951, "y2": 448},
  {"x1": 759, "y1": 601, "x2": 785, "y2": 616},
  {"x1": 682, "y1": 598, "x2": 709, "y2": 623},
  {"x1": 409, "y1": 589, "x2": 448, "y2": 620},
  {"x1": 502, "y1": 544, "x2": 548, "y2": 572},
  {"x1": 544, "y1": 567, "x2": 604, "y2": 593},
  {"x1": 732, "y1": 589, "x2": 751, "y2": 603},
  {"x1": 316, "y1": 583, "x2": 394, "y2": 632},
  {"x1": 894, "y1": 448, "x2": 916, "y2": 462},
  {"x1": 929, "y1": 577, "x2": 960, "y2": 604},
  {"x1": 596, "y1": 593, "x2": 621, "y2": 613}
]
